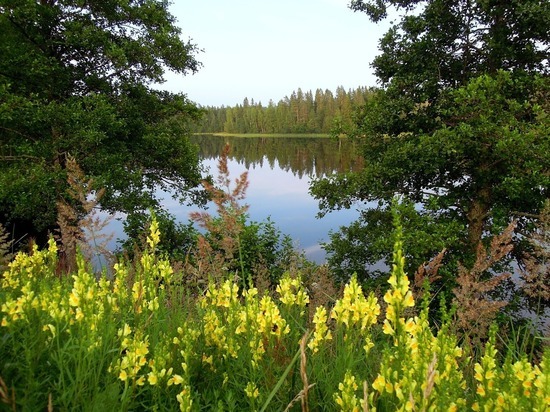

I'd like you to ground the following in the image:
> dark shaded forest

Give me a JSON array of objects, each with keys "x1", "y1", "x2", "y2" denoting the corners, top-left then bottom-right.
[{"x1": 193, "y1": 86, "x2": 373, "y2": 134}]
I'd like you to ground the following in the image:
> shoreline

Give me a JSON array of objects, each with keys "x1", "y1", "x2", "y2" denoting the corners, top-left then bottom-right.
[{"x1": 193, "y1": 132, "x2": 332, "y2": 138}]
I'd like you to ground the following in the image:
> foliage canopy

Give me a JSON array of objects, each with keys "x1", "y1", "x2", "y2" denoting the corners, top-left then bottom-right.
[
  {"x1": 312, "y1": 0, "x2": 549, "y2": 279},
  {"x1": 0, "y1": 0, "x2": 205, "y2": 244}
]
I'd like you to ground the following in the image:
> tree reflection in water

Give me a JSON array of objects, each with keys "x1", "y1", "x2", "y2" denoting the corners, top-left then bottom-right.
[{"x1": 184, "y1": 135, "x2": 364, "y2": 263}]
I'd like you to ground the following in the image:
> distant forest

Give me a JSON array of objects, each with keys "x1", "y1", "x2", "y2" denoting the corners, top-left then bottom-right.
[{"x1": 193, "y1": 86, "x2": 373, "y2": 134}]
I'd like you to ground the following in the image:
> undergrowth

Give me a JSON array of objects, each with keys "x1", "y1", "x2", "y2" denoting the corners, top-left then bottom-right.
[
  {"x1": 0, "y1": 149, "x2": 549, "y2": 411},
  {"x1": 1, "y1": 214, "x2": 549, "y2": 410}
]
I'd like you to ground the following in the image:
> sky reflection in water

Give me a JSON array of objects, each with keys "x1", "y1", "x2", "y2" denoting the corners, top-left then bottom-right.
[
  {"x1": 102, "y1": 135, "x2": 364, "y2": 264},
  {"x1": 162, "y1": 156, "x2": 360, "y2": 264}
]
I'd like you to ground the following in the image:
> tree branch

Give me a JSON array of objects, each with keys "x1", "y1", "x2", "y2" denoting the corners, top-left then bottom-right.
[
  {"x1": 0, "y1": 155, "x2": 43, "y2": 162},
  {"x1": 0, "y1": 126, "x2": 38, "y2": 142}
]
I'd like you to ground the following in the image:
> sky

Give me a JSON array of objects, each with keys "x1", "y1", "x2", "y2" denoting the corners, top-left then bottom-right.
[{"x1": 161, "y1": 0, "x2": 392, "y2": 107}]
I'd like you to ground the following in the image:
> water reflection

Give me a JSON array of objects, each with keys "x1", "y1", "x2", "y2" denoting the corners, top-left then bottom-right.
[
  {"x1": 180, "y1": 135, "x2": 364, "y2": 263},
  {"x1": 104, "y1": 135, "x2": 364, "y2": 264},
  {"x1": 190, "y1": 135, "x2": 364, "y2": 178}
]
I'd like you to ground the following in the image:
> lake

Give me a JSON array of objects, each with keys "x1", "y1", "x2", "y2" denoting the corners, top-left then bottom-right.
[{"x1": 144, "y1": 134, "x2": 365, "y2": 263}]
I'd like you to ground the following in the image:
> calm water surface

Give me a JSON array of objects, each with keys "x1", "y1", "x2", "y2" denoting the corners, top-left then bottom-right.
[
  {"x1": 110, "y1": 135, "x2": 365, "y2": 263},
  {"x1": 192, "y1": 135, "x2": 365, "y2": 262}
]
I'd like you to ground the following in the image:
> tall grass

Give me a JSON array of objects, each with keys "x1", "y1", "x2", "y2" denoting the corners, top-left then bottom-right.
[{"x1": 1, "y1": 219, "x2": 549, "y2": 411}]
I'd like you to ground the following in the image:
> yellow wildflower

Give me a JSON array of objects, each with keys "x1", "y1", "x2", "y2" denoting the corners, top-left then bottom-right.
[
  {"x1": 176, "y1": 386, "x2": 193, "y2": 412},
  {"x1": 69, "y1": 291, "x2": 80, "y2": 307},
  {"x1": 382, "y1": 319, "x2": 395, "y2": 336},
  {"x1": 372, "y1": 375, "x2": 386, "y2": 393},
  {"x1": 363, "y1": 336, "x2": 374, "y2": 354},
  {"x1": 118, "y1": 323, "x2": 132, "y2": 337},
  {"x1": 135, "y1": 340, "x2": 149, "y2": 357},
  {"x1": 119, "y1": 370, "x2": 128, "y2": 381},
  {"x1": 474, "y1": 363, "x2": 484, "y2": 381},
  {"x1": 403, "y1": 290, "x2": 415, "y2": 307},
  {"x1": 245, "y1": 382, "x2": 260, "y2": 399},
  {"x1": 147, "y1": 217, "x2": 161, "y2": 249},
  {"x1": 334, "y1": 371, "x2": 360, "y2": 411},
  {"x1": 168, "y1": 374, "x2": 184, "y2": 386},
  {"x1": 331, "y1": 275, "x2": 380, "y2": 335},
  {"x1": 147, "y1": 296, "x2": 159, "y2": 312},
  {"x1": 132, "y1": 281, "x2": 144, "y2": 303},
  {"x1": 476, "y1": 386, "x2": 486, "y2": 397},
  {"x1": 75, "y1": 308, "x2": 84, "y2": 321},
  {"x1": 276, "y1": 273, "x2": 309, "y2": 309},
  {"x1": 308, "y1": 306, "x2": 332, "y2": 353},
  {"x1": 404, "y1": 317, "x2": 416, "y2": 334},
  {"x1": 148, "y1": 372, "x2": 158, "y2": 385},
  {"x1": 257, "y1": 295, "x2": 288, "y2": 338}
]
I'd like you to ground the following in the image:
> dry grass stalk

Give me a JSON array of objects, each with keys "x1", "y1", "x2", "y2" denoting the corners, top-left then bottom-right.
[
  {"x1": 0, "y1": 223, "x2": 13, "y2": 275},
  {"x1": 520, "y1": 200, "x2": 550, "y2": 303},
  {"x1": 0, "y1": 376, "x2": 16, "y2": 412},
  {"x1": 306, "y1": 265, "x2": 339, "y2": 323},
  {"x1": 299, "y1": 333, "x2": 310, "y2": 412},
  {"x1": 421, "y1": 353, "x2": 438, "y2": 411},
  {"x1": 452, "y1": 221, "x2": 516, "y2": 343},
  {"x1": 186, "y1": 144, "x2": 249, "y2": 286},
  {"x1": 408, "y1": 392, "x2": 415, "y2": 412},
  {"x1": 56, "y1": 155, "x2": 113, "y2": 274},
  {"x1": 284, "y1": 384, "x2": 316, "y2": 412},
  {"x1": 362, "y1": 380, "x2": 370, "y2": 412},
  {"x1": 413, "y1": 248, "x2": 446, "y2": 300},
  {"x1": 284, "y1": 334, "x2": 315, "y2": 412}
]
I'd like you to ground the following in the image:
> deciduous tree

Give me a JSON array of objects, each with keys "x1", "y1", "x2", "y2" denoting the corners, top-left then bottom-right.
[
  {"x1": 0, "y1": 0, "x2": 205, "y2": 245},
  {"x1": 312, "y1": 0, "x2": 549, "y2": 280}
]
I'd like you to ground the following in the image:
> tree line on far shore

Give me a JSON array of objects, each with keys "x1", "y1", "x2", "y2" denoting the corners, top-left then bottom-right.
[{"x1": 193, "y1": 86, "x2": 373, "y2": 134}]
